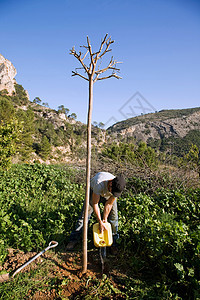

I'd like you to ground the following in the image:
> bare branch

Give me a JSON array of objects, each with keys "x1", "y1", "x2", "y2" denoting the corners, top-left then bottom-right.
[
  {"x1": 109, "y1": 66, "x2": 121, "y2": 71},
  {"x1": 75, "y1": 67, "x2": 86, "y2": 71},
  {"x1": 82, "y1": 50, "x2": 89, "y2": 61},
  {"x1": 72, "y1": 71, "x2": 89, "y2": 81},
  {"x1": 70, "y1": 47, "x2": 89, "y2": 73},
  {"x1": 99, "y1": 38, "x2": 114, "y2": 59},
  {"x1": 95, "y1": 57, "x2": 120, "y2": 75},
  {"x1": 102, "y1": 33, "x2": 109, "y2": 44},
  {"x1": 80, "y1": 45, "x2": 89, "y2": 50},
  {"x1": 94, "y1": 73, "x2": 122, "y2": 82},
  {"x1": 94, "y1": 35, "x2": 107, "y2": 60},
  {"x1": 70, "y1": 35, "x2": 122, "y2": 83},
  {"x1": 87, "y1": 36, "x2": 93, "y2": 58},
  {"x1": 87, "y1": 36, "x2": 95, "y2": 74},
  {"x1": 93, "y1": 34, "x2": 114, "y2": 64}
]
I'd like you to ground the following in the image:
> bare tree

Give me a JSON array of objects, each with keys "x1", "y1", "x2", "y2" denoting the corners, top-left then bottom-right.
[{"x1": 70, "y1": 34, "x2": 121, "y2": 273}]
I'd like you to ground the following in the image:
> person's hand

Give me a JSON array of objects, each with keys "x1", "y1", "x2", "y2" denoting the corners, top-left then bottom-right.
[{"x1": 99, "y1": 220, "x2": 107, "y2": 234}]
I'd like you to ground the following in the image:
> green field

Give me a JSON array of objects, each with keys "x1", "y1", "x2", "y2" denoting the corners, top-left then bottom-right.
[{"x1": 0, "y1": 164, "x2": 199, "y2": 299}]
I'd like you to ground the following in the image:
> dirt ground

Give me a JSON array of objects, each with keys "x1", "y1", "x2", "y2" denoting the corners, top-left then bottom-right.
[{"x1": 0, "y1": 247, "x2": 128, "y2": 299}]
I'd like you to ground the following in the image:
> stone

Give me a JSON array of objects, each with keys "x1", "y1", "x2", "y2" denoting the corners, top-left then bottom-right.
[
  {"x1": 0, "y1": 53, "x2": 17, "y2": 95},
  {"x1": 108, "y1": 109, "x2": 200, "y2": 142}
]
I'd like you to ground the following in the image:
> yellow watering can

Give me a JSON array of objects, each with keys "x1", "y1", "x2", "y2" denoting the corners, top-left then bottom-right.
[{"x1": 93, "y1": 222, "x2": 113, "y2": 247}]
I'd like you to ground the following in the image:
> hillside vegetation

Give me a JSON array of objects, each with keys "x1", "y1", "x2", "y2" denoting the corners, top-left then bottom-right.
[
  {"x1": 0, "y1": 85, "x2": 105, "y2": 167},
  {"x1": 1, "y1": 84, "x2": 200, "y2": 170}
]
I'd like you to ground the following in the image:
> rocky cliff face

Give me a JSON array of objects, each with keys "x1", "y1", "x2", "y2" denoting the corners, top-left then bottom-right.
[
  {"x1": 0, "y1": 54, "x2": 17, "y2": 95},
  {"x1": 108, "y1": 108, "x2": 200, "y2": 143}
]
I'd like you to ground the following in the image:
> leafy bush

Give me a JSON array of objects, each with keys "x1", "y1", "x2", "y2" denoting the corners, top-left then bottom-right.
[
  {"x1": 118, "y1": 189, "x2": 200, "y2": 299},
  {"x1": 15, "y1": 107, "x2": 35, "y2": 159},
  {"x1": 0, "y1": 97, "x2": 15, "y2": 123},
  {"x1": 0, "y1": 120, "x2": 22, "y2": 170},
  {"x1": 36, "y1": 135, "x2": 52, "y2": 159},
  {"x1": 0, "y1": 164, "x2": 84, "y2": 258},
  {"x1": 102, "y1": 141, "x2": 157, "y2": 168},
  {"x1": 12, "y1": 84, "x2": 29, "y2": 105}
]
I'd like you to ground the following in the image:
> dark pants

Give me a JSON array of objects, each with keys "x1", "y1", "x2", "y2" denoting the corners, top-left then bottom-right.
[{"x1": 69, "y1": 190, "x2": 119, "y2": 245}]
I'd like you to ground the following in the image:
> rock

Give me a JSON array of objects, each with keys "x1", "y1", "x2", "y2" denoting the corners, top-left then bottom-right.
[
  {"x1": 108, "y1": 109, "x2": 200, "y2": 143},
  {"x1": 0, "y1": 54, "x2": 17, "y2": 95}
]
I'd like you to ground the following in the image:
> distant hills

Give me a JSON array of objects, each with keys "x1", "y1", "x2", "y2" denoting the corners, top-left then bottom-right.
[
  {"x1": 108, "y1": 107, "x2": 200, "y2": 156},
  {"x1": 1, "y1": 83, "x2": 200, "y2": 162},
  {"x1": 1, "y1": 53, "x2": 200, "y2": 161}
]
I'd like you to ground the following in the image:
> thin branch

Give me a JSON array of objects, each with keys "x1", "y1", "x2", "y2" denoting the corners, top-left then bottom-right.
[
  {"x1": 87, "y1": 36, "x2": 95, "y2": 74},
  {"x1": 93, "y1": 34, "x2": 114, "y2": 64},
  {"x1": 93, "y1": 35, "x2": 108, "y2": 62},
  {"x1": 102, "y1": 33, "x2": 109, "y2": 44},
  {"x1": 70, "y1": 47, "x2": 89, "y2": 73},
  {"x1": 87, "y1": 36, "x2": 93, "y2": 58},
  {"x1": 94, "y1": 66, "x2": 120, "y2": 82},
  {"x1": 94, "y1": 73, "x2": 122, "y2": 82},
  {"x1": 99, "y1": 39, "x2": 114, "y2": 59},
  {"x1": 72, "y1": 71, "x2": 89, "y2": 81},
  {"x1": 82, "y1": 50, "x2": 89, "y2": 61},
  {"x1": 99, "y1": 34, "x2": 111, "y2": 53},
  {"x1": 109, "y1": 66, "x2": 121, "y2": 71},
  {"x1": 80, "y1": 45, "x2": 88, "y2": 50},
  {"x1": 95, "y1": 58, "x2": 121, "y2": 75},
  {"x1": 96, "y1": 56, "x2": 114, "y2": 73}
]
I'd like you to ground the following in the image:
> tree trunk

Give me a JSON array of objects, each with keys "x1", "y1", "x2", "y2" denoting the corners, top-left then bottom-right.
[
  {"x1": 70, "y1": 35, "x2": 120, "y2": 273},
  {"x1": 82, "y1": 76, "x2": 93, "y2": 273}
]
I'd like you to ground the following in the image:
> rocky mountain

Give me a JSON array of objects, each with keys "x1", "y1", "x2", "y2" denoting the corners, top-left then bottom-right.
[
  {"x1": 108, "y1": 108, "x2": 200, "y2": 155},
  {"x1": 0, "y1": 54, "x2": 17, "y2": 95}
]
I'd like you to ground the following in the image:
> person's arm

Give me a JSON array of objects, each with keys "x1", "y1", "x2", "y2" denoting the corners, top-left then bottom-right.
[
  {"x1": 103, "y1": 196, "x2": 116, "y2": 222},
  {"x1": 92, "y1": 192, "x2": 107, "y2": 233}
]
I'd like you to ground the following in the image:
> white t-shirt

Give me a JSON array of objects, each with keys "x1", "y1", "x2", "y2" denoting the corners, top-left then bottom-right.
[{"x1": 90, "y1": 172, "x2": 115, "y2": 200}]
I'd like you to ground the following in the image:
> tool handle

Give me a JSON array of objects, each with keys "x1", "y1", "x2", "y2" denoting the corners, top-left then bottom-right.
[
  {"x1": 48, "y1": 241, "x2": 58, "y2": 249},
  {"x1": 12, "y1": 241, "x2": 58, "y2": 277}
]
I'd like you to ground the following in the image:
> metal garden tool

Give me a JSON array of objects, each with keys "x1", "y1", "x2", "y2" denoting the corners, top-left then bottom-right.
[
  {"x1": 93, "y1": 222, "x2": 113, "y2": 274},
  {"x1": 0, "y1": 241, "x2": 58, "y2": 283},
  {"x1": 99, "y1": 246, "x2": 107, "y2": 274}
]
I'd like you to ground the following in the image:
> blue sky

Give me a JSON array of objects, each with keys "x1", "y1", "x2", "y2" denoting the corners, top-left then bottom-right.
[{"x1": 1, "y1": 0, "x2": 200, "y2": 127}]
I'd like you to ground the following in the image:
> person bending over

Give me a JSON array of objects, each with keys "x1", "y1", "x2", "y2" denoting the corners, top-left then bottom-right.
[{"x1": 66, "y1": 172, "x2": 126, "y2": 252}]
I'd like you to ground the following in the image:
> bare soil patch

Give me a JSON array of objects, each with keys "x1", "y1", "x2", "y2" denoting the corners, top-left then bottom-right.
[{"x1": 1, "y1": 247, "x2": 128, "y2": 299}]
